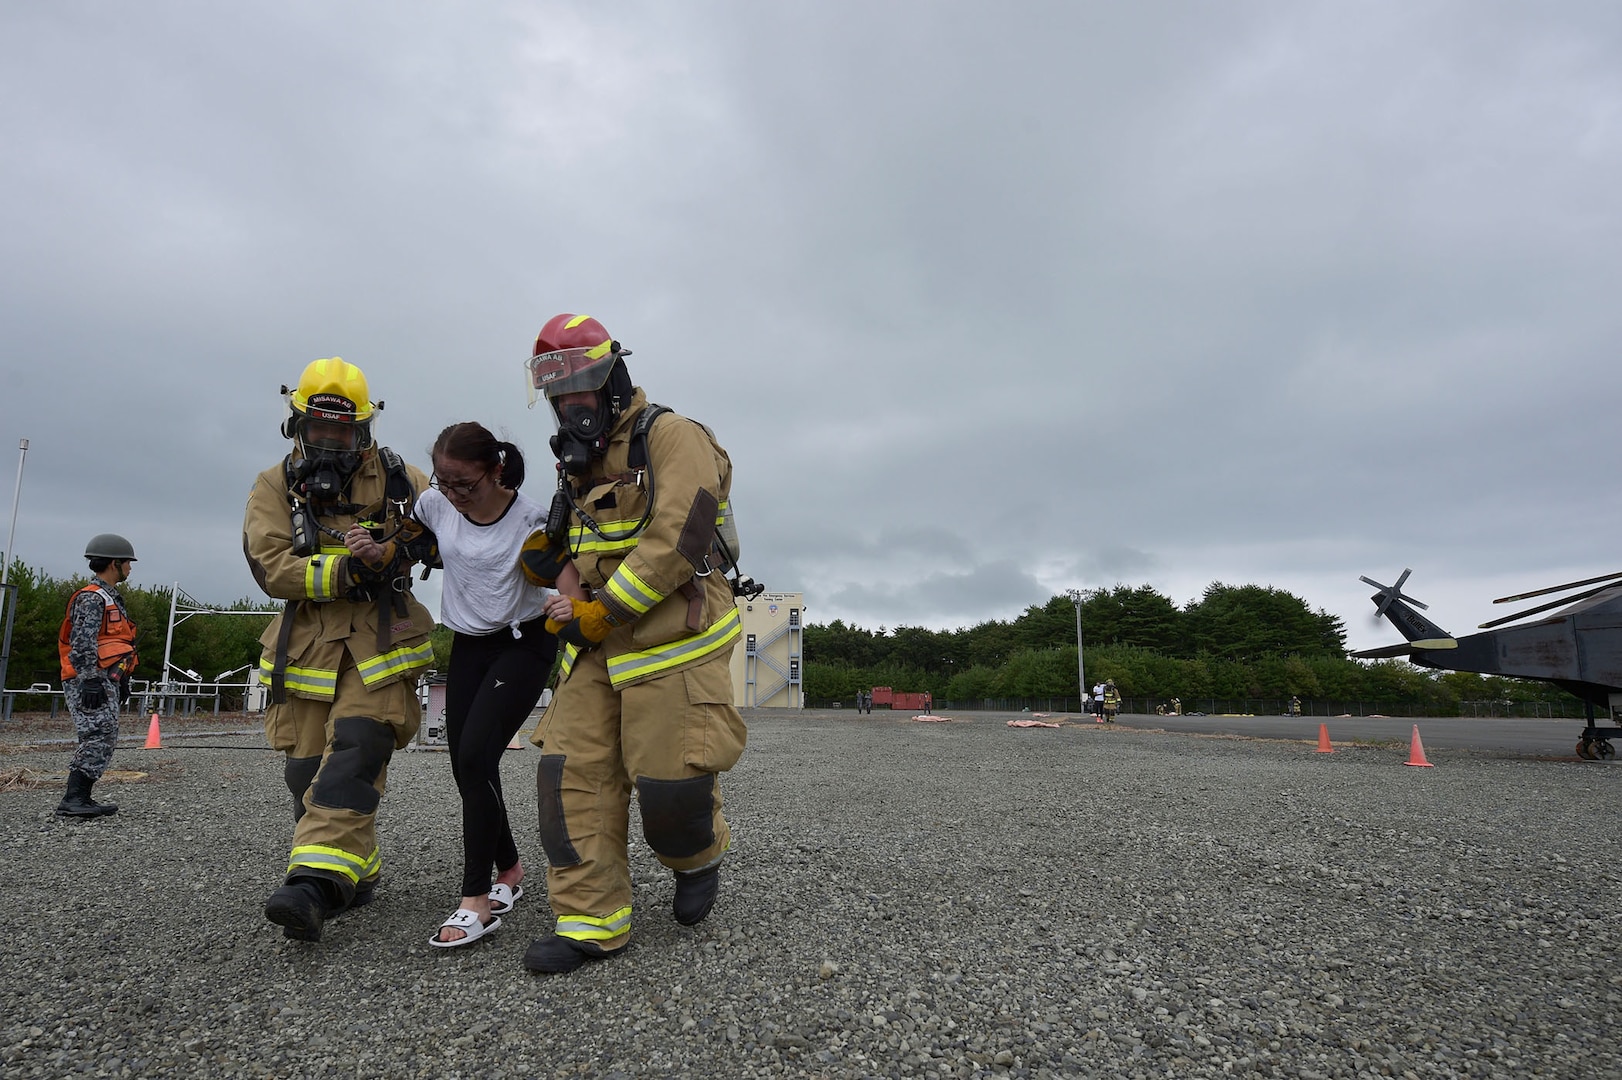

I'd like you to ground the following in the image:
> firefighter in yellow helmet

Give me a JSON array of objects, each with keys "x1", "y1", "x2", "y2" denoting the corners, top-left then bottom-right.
[
  {"x1": 243, "y1": 358, "x2": 437, "y2": 941},
  {"x1": 517, "y1": 313, "x2": 749, "y2": 974}
]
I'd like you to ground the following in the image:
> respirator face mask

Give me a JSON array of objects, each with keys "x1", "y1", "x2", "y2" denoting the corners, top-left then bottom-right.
[
  {"x1": 293, "y1": 419, "x2": 366, "y2": 502},
  {"x1": 550, "y1": 393, "x2": 610, "y2": 475}
]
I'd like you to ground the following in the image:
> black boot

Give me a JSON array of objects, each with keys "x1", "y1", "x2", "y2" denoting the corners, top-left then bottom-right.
[
  {"x1": 346, "y1": 876, "x2": 378, "y2": 911},
  {"x1": 523, "y1": 934, "x2": 620, "y2": 974},
  {"x1": 673, "y1": 865, "x2": 720, "y2": 926},
  {"x1": 265, "y1": 876, "x2": 342, "y2": 941},
  {"x1": 56, "y1": 770, "x2": 117, "y2": 818}
]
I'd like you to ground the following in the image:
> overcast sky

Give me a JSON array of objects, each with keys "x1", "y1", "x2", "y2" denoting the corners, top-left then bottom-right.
[{"x1": 4, "y1": 2, "x2": 1621, "y2": 656}]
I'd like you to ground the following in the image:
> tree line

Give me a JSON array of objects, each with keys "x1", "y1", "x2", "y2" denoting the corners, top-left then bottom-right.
[
  {"x1": 803, "y1": 583, "x2": 1582, "y2": 714},
  {"x1": 0, "y1": 558, "x2": 458, "y2": 709},
  {"x1": 4, "y1": 563, "x2": 1573, "y2": 717}
]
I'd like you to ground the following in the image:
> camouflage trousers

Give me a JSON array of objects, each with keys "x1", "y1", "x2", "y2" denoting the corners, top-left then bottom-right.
[{"x1": 65, "y1": 676, "x2": 121, "y2": 781}]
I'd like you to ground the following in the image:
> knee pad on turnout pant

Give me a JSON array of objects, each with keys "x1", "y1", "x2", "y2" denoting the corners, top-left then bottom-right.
[
  {"x1": 635, "y1": 774, "x2": 717, "y2": 859},
  {"x1": 535, "y1": 754, "x2": 582, "y2": 867},
  {"x1": 309, "y1": 716, "x2": 394, "y2": 815}
]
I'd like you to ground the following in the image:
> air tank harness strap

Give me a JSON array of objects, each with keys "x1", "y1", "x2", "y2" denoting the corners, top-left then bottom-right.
[
  {"x1": 677, "y1": 579, "x2": 704, "y2": 632},
  {"x1": 271, "y1": 600, "x2": 299, "y2": 705}
]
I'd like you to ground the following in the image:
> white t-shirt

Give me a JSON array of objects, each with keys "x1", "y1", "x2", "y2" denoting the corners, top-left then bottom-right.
[{"x1": 413, "y1": 486, "x2": 551, "y2": 636}]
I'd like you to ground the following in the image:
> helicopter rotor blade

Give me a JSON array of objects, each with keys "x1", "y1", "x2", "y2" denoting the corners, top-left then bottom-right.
[
  {"x1": 1479, "y1": 581, "x2": 1617, "y2": 629},
  {"x1": 1492, "y1": 570, "x2": 1622, "y2": 604},
  {"x1": 1360, "y1": 569, "x2": 1429, "y2": 616}
]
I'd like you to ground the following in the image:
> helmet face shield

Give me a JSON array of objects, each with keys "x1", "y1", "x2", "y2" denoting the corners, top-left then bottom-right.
[
  {"x1": 298, "y1": 417, "x2": 367, "y2": 452},
  {"x1": 525, "y1": 346, "x2": 617, "y2": 408}
]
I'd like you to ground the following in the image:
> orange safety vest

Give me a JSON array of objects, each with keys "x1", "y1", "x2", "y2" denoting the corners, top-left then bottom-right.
[{"x1": 58, "y1": 583, "x2": 139, "y2": 680}]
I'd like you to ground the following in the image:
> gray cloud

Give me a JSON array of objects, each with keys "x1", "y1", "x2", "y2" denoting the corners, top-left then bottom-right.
[{"x1": 4, "y1": 1, "x2": 1621, "y2": 657}]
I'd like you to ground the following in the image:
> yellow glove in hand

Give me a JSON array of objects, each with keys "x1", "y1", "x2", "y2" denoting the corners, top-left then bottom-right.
[
  {"x1": 519, "y1": 530, "x2": 571, "y2": 587},
  {"x1": 545, "y1": 599, "x2": 616, "y2": 651}
]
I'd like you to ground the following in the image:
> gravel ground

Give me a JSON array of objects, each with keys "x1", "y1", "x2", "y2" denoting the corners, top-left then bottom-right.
[{"x1": 1, "y1": 709, "x2": 1618, "y2": 1079}]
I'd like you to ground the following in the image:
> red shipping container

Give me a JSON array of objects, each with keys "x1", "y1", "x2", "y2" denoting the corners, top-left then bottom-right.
[
  {"x1": 870, "y1": 686, "x2": 894, "y2": 707},
  {"x1": 892, "y1": 692, "x2": 928, "y2": 711}
]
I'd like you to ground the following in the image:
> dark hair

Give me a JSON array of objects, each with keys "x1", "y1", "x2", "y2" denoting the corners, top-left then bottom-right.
[
  {"x1": 87, "y1": 557, "x2": 113, "y2": 573},
  {"x1": 432, "y1": 422, "x2": 525, "y2": 490}
]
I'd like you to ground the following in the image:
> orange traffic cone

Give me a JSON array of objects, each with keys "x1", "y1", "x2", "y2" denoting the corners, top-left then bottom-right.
[
  {"x1": 1315, "y1": 723, "x2": 1334, "y2": 753},
  {"x1": 1403, "y1": 724, "x2": 1434, "y2": 767},
  {"x1": 144, "y1": 712, "x2": 163, "y2": 749}
]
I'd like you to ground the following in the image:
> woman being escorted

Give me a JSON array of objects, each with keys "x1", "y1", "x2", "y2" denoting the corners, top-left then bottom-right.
[{"x1": 348, "y1": 422, "x2": 557, "y2": 947}]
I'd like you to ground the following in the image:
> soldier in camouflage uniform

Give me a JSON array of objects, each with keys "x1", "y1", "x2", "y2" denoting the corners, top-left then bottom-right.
[{"x1": 56, "y1": 534, "x2": 140, "y2": 818}]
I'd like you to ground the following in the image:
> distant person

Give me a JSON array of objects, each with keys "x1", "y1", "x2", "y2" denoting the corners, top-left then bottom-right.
[
  {"x1": 1288, "y1": 695, "x2": 1302, "y2": 717},
  {"x1": 1102, "y1": 680, "x2": 1121, "y2": 724},
  {"x1": 55, "y1": 534, "x2": 140, "y2": 818},
  {"x1": 1092, "y1": 681, "x2": 1106, "y2": 723},
  {"x1": 370, "y1": 421, "x2": 561, "y2": 948},
  {"x1": 244, "y1": 358, "x2": 437, "y2": 942}
]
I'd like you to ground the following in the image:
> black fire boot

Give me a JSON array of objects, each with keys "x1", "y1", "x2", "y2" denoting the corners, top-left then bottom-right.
[
  {"x1": 346, "y1": 876, "x2": 378, "y2": 911},
  {"x1": 56, "y1": 770, "x2": 117, "y2": 818},
  {"x1": 522, "y1": 934, "x2": 621, "y2": 975},
  {"x1": 264, "y1": 876, "x2": 343, "y2": 942},
  {"x1": 673, "y1": 865, "x2": 721, "y2": 926}
]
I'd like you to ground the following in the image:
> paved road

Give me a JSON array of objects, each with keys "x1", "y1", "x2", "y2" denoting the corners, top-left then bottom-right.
[{"x1": 1109, "y1": 711, "x2": 1619, "y2": 758}]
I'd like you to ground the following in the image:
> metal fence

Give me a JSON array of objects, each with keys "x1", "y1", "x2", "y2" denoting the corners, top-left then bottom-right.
[
  {"x1": 1, "y1": 679, "x2": 260, "y2": 724},
  {"x1": 806, "y1": 696, "x2": 1602, "y2": 719}
]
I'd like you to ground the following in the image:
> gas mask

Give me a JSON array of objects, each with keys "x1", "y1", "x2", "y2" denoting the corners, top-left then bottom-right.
[
  {"x1": 286, "y1": 416, "x2": 368, "y2": 503},
  {"x1": 291, "y1": 447, "x2": 360, "y2": 503},
  {"x1": 550, "y1": 393, "x2": 611, "y2": 475}
]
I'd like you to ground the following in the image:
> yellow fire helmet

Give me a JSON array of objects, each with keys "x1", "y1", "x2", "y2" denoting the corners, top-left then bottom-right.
[
  {"x1": 283, "y1": 357, "x2": 378, "y2": 451},
  {"x1": 291, "y1": 358, "x2": 374, "y2": 423}
]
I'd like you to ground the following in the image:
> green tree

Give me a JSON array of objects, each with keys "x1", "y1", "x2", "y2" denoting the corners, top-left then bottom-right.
[
  {"x1": 1081, "y1": 585, "x2": 1184, "y2": 652},
  {"x1": 1183, "y1": 583, "x2": 1345, "y2": 660}
]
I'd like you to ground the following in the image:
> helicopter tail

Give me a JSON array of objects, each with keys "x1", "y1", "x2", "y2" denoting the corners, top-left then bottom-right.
[{"x1": 1353, "y1": 570, "x2": 1457, "y2": 657}]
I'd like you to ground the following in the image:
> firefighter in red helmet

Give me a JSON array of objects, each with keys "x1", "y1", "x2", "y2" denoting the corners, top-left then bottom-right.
[{"x1": 517, "y1": 313, "x2": 749, "y2": 974}]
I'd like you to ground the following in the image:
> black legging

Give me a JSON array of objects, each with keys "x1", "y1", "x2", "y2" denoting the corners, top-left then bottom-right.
[{"x1": 445, "y1": 616, "x2": 557, "y2": 898}]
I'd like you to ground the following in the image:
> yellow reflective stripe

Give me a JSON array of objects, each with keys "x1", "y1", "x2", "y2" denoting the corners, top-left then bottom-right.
[
  {"x1": 306, "y1": 553, "x2": 343, "y2": 601},
  {"x1": 288, "y1": 844, "x2": 369, "y2": 882},
  {"x1": 558, "y1": 641, "x2": 579, "y2": 678},
  {"x1": 568, "y1": 521, "x2": 640, "y2": 557},
  {"x1": 555, "y1": 905, "x2": 632, "y2": 942},
  {"x1": 355, "y1": 640, "x2": 435, "y2": 686},
  {"x1": 360, "y1": 847, "x2": 382, "y2": 880},
  {"x1": 716, "y1": 498, "x2": 729, "y2": 524},
  {"x1": 604, "y1": 563, "x2": 662, "y2": 617},
  {"x1": 257, "y1": 656, "x2": 338, "y2": 698},
  {"x1": 606, "y1": 607, "x2": 741, "y2": 689}
]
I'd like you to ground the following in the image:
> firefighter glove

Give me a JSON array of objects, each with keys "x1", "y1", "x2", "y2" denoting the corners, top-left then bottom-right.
[
  {"x1": 359, "y1": 540, "x2": 398, "y2": 574},
  {"x1": 519, "y1": 529, "x2": 572, "y2": 588},
  {"x1": 79, "y1": 679, "x2": 107, "y2": 709},
  {"x1": 343, "y1": 556, "x2": 394, "y2": 601},
  {"x1": 397, "y1": 519, "x2": 441, "y2": 569},
  {"x1": 545, "y1": 599, "x2": 616, "y2": 651}
]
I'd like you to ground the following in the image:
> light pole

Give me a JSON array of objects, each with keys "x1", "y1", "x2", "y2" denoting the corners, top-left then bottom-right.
[
  {"x1": 1065, "y1": 588, "x2": 1086, "y2": 709},
  {"x1": 0, "y1": 438, "x2": 29, "y2": 705},
  {"x1": 2, "y1": 438, "x2": 25, "y2": 589}
]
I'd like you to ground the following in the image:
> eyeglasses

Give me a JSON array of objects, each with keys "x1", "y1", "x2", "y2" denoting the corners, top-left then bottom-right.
[{"x1": 430, "y1": 471, "x2": 489, "y2": 496}]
